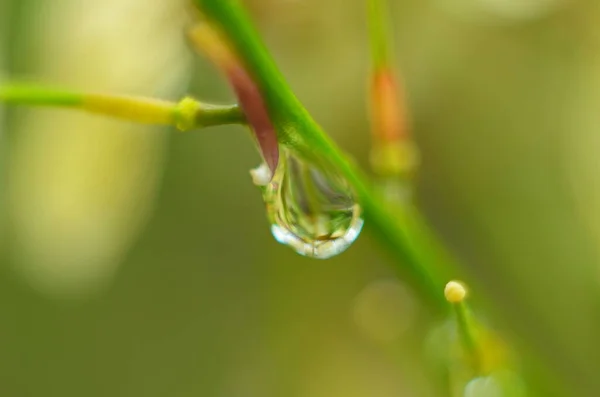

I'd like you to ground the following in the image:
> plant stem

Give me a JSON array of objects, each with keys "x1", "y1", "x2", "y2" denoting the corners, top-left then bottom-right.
[
  {"x1": 367, "y1": 0, "x2": 392, "y2": 70},
  {"x1": 0, "y1": 83, "x2": 244, "y2": 130},
  {"x1": 366, "y1": 0, "x2": 416, "y2": 188},
  {"x1": 454, "y1": 300, "x2": 482, "y2": 372},
  {"x1": 192, "y1": 102, "x2": 244, "y2": 128},
  {"x1": 193, "y1": 0, "x2": 456, "y2": 312},
  {"x1": 0, "y1": 84, "x2": 82, "y2": 107}
]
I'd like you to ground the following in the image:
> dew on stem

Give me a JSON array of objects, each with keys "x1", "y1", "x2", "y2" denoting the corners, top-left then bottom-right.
[{"x1": 252, "y1": 148, "x2": 364, "y2": 259}]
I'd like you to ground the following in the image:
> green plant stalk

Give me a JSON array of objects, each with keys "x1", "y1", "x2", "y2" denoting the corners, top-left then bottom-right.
[
  {"x1": 0, "y1": 84, "x2": 82, "y2": 107},
  {"x1": 193, "y1": 0, "x2": 455, "y2": 312},
  {"x1": 366, "y1": 0, "x2": 416, "y2": 181},
  {"x1": 367, "y1": 0, "x2": 392, "y2": 70},
  {"x1": 0, "y1": 84, "x2": 244, "y2": 129},
  {"x1": 194, "y1": 102, "x2": 244, "y2": 128},
  {"x1": 453, "y1": 300, "x2": 483, "y2": 375}
]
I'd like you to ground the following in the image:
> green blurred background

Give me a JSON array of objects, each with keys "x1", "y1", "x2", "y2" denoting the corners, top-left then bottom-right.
[{"x1": 1, "y1": 0, "x2": 600, "y2": 396}]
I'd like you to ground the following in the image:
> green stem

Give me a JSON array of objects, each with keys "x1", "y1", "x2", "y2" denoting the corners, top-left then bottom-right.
[
  {"x1": 454, "y1": 300, "x2": 483, "y2": 375},
  {"x1": 0, "y1": 84, "x2": 82, "y2": 107},
  {"x1": 193, "y1": 0, "x2": 456, "y2": 312},
  {"x1": 367, "y1": 0, "x2": 392, "y2": 70},
  {"x1": 195, "y1": 102, "x2": 244, "y2": 127},
  {"x1": 0, "y1": 83, "x2": 245, "y2": 130}
]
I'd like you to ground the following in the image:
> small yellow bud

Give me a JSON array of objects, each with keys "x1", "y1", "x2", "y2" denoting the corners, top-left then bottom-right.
[{"x1": 445, "y1": 280, "x2": 467, "y2": 303}]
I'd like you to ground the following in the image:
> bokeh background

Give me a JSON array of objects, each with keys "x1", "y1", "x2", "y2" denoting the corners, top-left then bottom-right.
[{"x1": 1, "y1": 0, "x2": 599, "y2": 396}]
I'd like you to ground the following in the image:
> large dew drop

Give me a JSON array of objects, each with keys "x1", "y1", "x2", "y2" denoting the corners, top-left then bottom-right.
[{"x1": 251, "y1": 148, "x2": 364, "y2": 259}]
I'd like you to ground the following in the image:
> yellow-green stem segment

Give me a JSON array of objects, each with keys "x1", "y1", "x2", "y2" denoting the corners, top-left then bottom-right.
[
  {"x1": 455, "y1": 300, "x2": 483, "y2": 374},
  {"x1": 445, "y1": 281, "x2": 483, "y2": 375},
  {"x1": 367, "y1": 0, "x2": 393, "y2": 70},
  {"x1": 0, "y1": 84, "x2": 244, "y2": 130}
]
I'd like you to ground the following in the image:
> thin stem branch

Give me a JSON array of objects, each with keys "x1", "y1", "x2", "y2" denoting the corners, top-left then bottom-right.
[
  {"x1": 367, "y1": 0, "x2": 392, "y2": 70},
  {"x1": 0, "y1": 83, "x2": 244, "y2": 130},
  {"x1": 0, "y1": 84, "x2": 83, "y2": 107},
  {"x1": 455, "y1": 301, "x2": 483, "y2": 375},
  {"x1": 366, "y1": 0, "x2": 416, "y2": 185}
]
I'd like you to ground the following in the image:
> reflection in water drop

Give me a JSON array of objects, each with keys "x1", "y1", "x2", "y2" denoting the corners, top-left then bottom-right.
[{"x1": 252, "y1": 148, "x2": 364, "y2": 259}]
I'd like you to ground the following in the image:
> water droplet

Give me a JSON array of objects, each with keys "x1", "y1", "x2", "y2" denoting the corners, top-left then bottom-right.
[{"x1": 253, "y1": 148, "x2": 364, "y2": 259}]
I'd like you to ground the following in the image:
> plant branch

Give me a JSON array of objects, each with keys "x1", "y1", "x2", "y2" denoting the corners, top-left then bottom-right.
[
  {"x1": 193, "y1": 0, "x2": 457, "y2": 313},
  {"x1": 367, "y1": 0, "x2": 392, "y2": 70},
  {"x1": 366, "y1": 0, "x2": 416, "y2": 182},
  {"x1": 0, "y1": 83, "x2": 244, "y2": 130},
  {"x1": 445, "y1": 281, "x2": 483, "y2": 375}
]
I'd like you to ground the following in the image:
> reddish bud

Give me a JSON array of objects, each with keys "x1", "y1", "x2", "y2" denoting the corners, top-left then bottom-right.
[
  {"x1": 369, "y1": 68, "x2": 418, "y2": 177},
  {"x1": 371, "y1": 69, "x2": 408, "y2": 144},
  {"x1": 188, "y1": 23, "x2": 279, "y2": 174},
  {"x1": 227, "y1": 64, "x2": 279, "y2": 173}
]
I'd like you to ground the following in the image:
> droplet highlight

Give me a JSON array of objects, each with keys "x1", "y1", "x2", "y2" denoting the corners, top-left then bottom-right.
[{"x1": 252, "y1": 148, "x2": 364, "y2": 259}]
